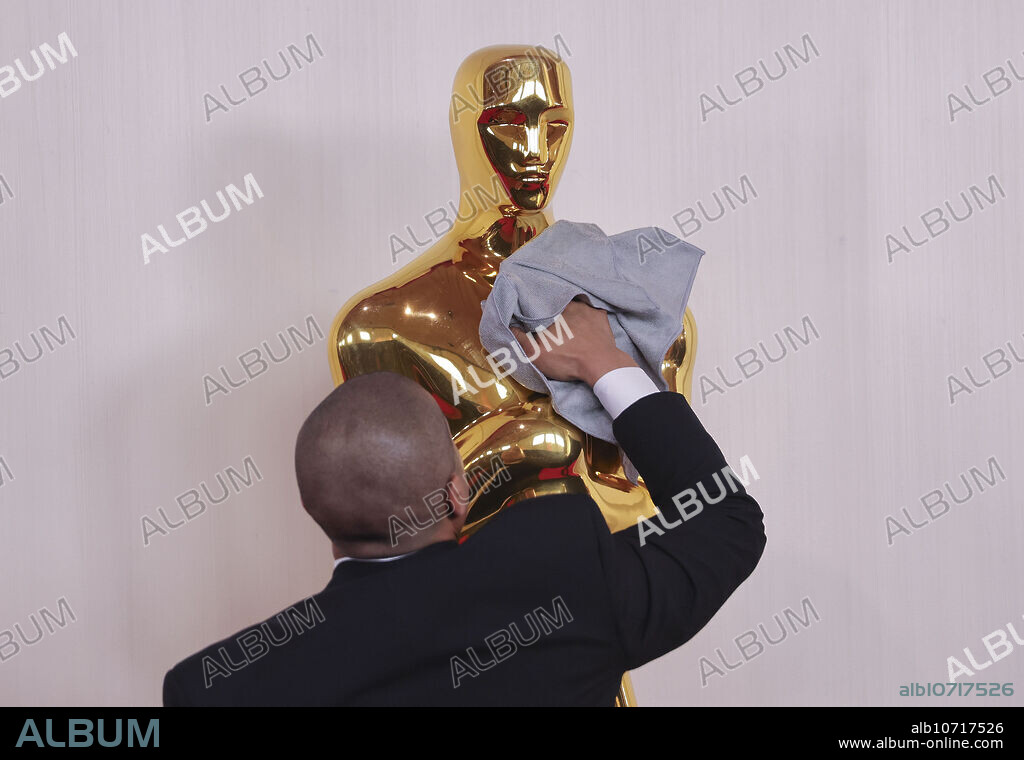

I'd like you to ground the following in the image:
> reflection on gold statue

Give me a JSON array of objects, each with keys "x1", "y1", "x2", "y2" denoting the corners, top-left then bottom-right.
[{"x1": 327, "y1": 44, "x2": 698, "y2": 706}]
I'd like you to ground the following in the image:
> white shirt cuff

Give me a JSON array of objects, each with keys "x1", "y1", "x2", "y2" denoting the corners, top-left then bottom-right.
[{"x1": 592, "y1": 366, "x2": 661, "y2": 420}]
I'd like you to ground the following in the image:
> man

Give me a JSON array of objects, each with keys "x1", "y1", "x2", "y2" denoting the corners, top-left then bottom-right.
[{"x1": 162, "y1": 301, "x2": 766, "y2": 706}]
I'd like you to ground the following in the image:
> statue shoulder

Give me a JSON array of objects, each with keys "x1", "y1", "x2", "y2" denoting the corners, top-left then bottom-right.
[{"x1": 327, "y1": 258, "x2": 452, "y2": 385}]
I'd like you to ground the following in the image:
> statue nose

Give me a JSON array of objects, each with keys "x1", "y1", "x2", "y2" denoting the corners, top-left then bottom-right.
[{"x1": 522, "y1": 124, "x2": 547, "y2": 164}]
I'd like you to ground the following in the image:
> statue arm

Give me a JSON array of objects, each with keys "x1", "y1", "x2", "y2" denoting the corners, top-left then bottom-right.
[
  {"x1": 660, "y1": 307, "x2": 698, "y2": 404},
  {"x1": 327, "y1": 286, "x2": 402, "y2": 387},
  {"x1": 327, "y1": 295, "x2": 468, "y2": 428}
]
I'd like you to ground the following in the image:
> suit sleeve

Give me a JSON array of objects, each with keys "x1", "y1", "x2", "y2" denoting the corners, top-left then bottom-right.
[{"x1": 589, "y1": 391, "x2": 767, "y2": 669}]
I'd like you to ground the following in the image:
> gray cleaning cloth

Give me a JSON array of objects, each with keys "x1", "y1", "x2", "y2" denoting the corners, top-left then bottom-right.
[{"x1": 479, "y1": 219, "x2": 704, "y2": 480}]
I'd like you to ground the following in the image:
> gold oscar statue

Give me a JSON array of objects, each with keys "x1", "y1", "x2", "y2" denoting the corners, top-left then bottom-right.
[{"x1": 327, "y1": 44, "x2": 698, "y2": 706}]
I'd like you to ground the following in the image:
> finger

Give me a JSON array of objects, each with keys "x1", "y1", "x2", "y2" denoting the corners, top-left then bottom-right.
[
  {"x1": 510, "y1": 327, "x2": 536, "y2": 350},
  {"x1": 570, "y1": 295, "x2": 600, "y2": 310}
]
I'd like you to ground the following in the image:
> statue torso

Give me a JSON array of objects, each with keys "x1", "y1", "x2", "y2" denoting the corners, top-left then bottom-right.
[{"x1": 331, "y1": 233, "x2": 693, "y2": 535}]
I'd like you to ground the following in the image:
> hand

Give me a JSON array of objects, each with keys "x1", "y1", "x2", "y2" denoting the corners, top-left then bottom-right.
[{"x1": 511, "y1": 299, "x2": 638, "y2": 387}]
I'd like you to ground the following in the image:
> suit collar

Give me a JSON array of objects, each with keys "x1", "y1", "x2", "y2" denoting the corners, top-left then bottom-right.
[
  {"x1": 333, "y1": 549, "x2": 418, "y2": 569},
  {"x1": 326, "y1": 540, "x2": 458, "y2": 588}
]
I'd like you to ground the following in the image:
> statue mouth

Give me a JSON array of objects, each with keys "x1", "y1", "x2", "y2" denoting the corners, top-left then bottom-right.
[{"x1": 514, "y1": 174, "x2": 548, "y2": 189}]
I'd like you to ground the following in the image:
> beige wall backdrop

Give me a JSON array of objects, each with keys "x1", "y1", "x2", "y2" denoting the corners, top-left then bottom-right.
[{"x1": 1, "y1": 0, "x2": 1022, "y2": 706}]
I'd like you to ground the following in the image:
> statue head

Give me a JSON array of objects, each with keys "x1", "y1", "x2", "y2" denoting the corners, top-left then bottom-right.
[{"x1": 450, "y1": 44, "x2": 574, "y2": 215}]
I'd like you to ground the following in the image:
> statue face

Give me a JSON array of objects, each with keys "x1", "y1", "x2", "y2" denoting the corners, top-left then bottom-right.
[{"x1": 476, "y1": 56, "x2": 570, "y2": 211}]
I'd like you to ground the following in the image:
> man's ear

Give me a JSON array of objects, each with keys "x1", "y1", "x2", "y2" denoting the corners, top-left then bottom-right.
[{"x1": 444, "y1": 467, "x2": 471, "y2": 524}]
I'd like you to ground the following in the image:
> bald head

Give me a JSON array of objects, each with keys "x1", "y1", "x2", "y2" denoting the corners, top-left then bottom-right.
[{"x1": 295, "y1": 372, "x2": 467, "y2": 556}]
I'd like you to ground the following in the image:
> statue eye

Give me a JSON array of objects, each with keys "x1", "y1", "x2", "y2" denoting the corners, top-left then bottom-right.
[{"x1": 479, "y1": 107, "x2": 526, "y2": 125}]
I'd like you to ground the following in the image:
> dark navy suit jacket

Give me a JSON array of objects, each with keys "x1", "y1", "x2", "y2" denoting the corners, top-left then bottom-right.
[{"x1": 163, "y1": 392, "x2": 766, "y2": 706}]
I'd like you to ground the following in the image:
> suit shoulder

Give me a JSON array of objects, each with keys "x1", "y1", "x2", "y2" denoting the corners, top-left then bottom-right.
[
  {"x1": 472, "y1": 493, "x2": 605, "y2": 547},
  {"x1": 163, "y1": 593, "x2": 326, "y2": 699}
]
